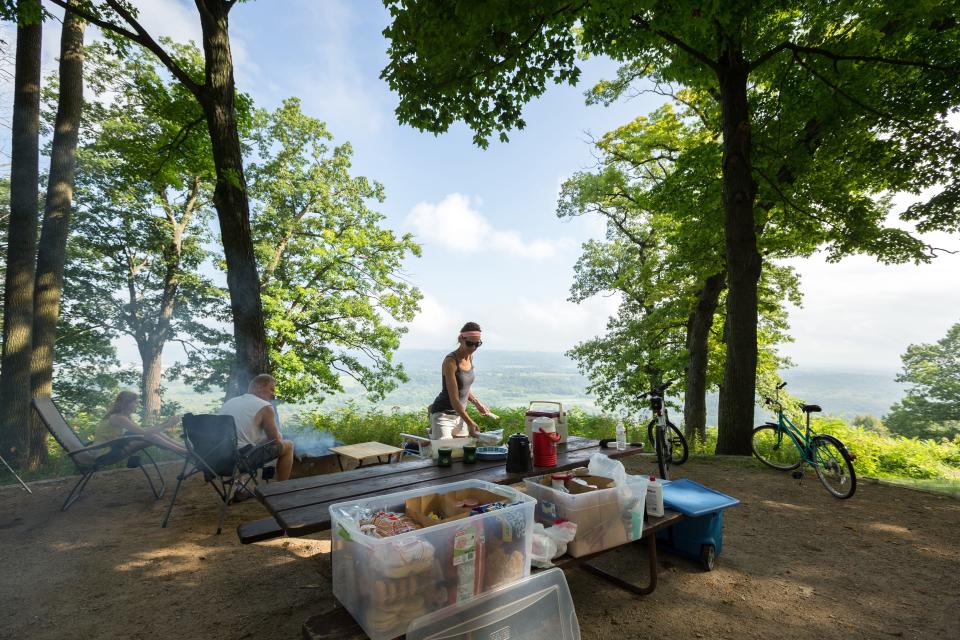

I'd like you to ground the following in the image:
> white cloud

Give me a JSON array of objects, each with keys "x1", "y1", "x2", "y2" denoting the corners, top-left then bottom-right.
[
  {"x1": 402, "y1": 293, "x2": 458, "y2": 347},
  {"x1": 401, "y1": 288, "x2": 621, "y2": 353},
  {"x1": 779, "y1": 239, "x2": 960, "y2": 372},
  {"x1": 490, "y1": 294, "x2": 621, "y2": 351},
  {"x1": 405, "y1": 193, "x2": 574, "y2": 259}
]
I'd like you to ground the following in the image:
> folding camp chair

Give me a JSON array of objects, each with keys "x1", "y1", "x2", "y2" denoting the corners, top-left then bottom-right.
[
  {"x1": 32, "y1": 397, "x2": 165, "y2": 511},
  {"x1": 161, "y1": 413, "x2": 277, "y2": 534},
  {"x1": 1, "y1": 453, "x2": 31, "y2": 493}
]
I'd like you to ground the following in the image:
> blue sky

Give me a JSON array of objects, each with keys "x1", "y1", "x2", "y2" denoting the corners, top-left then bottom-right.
[{"x1": 13, "y1": 1, "x2": 960, "y2": 373}]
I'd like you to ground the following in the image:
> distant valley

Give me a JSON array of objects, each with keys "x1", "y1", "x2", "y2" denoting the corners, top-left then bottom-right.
[{"x1": 160, "y1": 349, "x2": 907, "y2": 423}]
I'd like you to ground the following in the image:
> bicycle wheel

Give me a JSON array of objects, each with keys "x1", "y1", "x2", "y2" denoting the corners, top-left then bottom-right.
[
  {"x1": 646, "y1": 419, "x2": 658, "y2": 449},
  {"x1": 811, "y1": 435, "x2": 857, "y2": 499},
  {"x1": 751, "y1": 424, "x2": 802, "y2": 471},
  {"x1": 646, "y1": 421, "x2": 688, "y2": 465},
  {"x1": 654, "y1": 426, "x2": 670, "y2": 480}
]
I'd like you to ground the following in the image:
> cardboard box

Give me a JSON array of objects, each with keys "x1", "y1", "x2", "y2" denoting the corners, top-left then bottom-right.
[
  {"x1": 405, "y1": 487, "x2": 506, "y2": 529},
  {"x1": 524, "y1": 474, "x2": 630, "y2": 558}
]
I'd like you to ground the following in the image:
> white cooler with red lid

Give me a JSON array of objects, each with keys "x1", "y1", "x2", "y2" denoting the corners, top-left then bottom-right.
[{"x1": 524, "y1": 401, "x2": 567, "y2": 444}]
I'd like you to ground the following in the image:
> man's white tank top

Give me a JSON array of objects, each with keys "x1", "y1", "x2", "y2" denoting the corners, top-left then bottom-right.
[{"x1": 219, "y1": 393, "x2": 272, "y2": 446}]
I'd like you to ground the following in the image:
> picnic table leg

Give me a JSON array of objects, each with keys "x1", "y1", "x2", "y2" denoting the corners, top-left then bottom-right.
[
  {"x1": 337, "y1": 455, "x2": 345, "y2": 472},
  {"x1": 580, "y1": 538, "x2": 659, "y2": 596}
]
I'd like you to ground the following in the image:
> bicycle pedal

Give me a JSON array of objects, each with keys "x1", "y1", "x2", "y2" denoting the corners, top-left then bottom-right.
[{"x1": 791, "y1": 470, "x2": 804, "y2": 480}]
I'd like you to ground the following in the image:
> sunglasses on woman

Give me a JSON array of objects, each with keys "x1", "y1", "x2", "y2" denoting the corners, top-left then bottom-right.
[{"x1": 464, "y1": 340, "x2": 482, "y2": 348}]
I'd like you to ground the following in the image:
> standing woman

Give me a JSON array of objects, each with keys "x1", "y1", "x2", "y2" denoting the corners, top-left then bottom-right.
[{"x1": 429, "y1": 322, "x2": 498, "y2": 439}]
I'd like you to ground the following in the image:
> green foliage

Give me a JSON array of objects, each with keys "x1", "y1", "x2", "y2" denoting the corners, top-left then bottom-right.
[
  {"x1": 301, "y1": 404, "x2": 639, "y2": 448},
  {"x1": 382, "y1": 0, "x2": 583, "y2": 147},
  {"x1": 245, "y1": 98, "x2": 422, "y2": 403},
  {"x1": 850, "y1": 414, "x2": 886, "y2": 434},
  {"x1": 59, "y1": 42, "x2": 231, "y2": 415},
  {"x1": 884, "y1": 321, "x2": 960, "y2": 440},
  {"x1": 293, "y1": 407, "x2": 960, "y2": 485},
  {"x1": 560, "y1": 99, "x2": 797, "y2": 413},
  {"x1": 814, "y1": 417, "x2": 960, "y2": 481},
  {"x1": 0, "y1": 0, "x2": 45, "y2": 24}
]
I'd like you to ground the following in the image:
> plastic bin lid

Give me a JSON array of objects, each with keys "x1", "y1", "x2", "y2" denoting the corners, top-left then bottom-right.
[
  {"x1": 406, "y1": 568, "x2": 579, "y2": 640},
  {"x1": 662, "y1": 478, "x2": 740, "y2": 517}
]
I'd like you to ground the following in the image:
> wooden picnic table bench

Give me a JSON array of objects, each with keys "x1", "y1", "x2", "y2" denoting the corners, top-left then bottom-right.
[{"x1": 244, "y1": 436, "x2": 646, "y2": 541}]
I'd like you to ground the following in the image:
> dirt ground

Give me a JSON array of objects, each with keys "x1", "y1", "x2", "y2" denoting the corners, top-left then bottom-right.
[{"x1": 1, "y1": 455, "x2": 958, "y2": 640}]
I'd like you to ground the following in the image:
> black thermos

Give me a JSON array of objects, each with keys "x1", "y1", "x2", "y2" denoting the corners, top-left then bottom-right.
[{"x1": 505, "y1": 433, "x2": 533, "y2": 473}]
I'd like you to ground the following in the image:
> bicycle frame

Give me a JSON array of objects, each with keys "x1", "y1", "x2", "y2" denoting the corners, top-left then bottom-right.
[
  {"x1": 766, "y1": 391, "x2": 816, "y2": 465},
  {"x1": 642, "y1": 382, "x2": 675, "y2": 478}
]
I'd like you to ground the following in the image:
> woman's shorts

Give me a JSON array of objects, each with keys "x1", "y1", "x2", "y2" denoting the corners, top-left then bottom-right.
[{"x1": 429, "y1": 411, "x2": 469, "y2": 439}]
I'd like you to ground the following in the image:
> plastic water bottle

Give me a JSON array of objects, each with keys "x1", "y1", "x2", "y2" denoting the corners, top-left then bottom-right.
[{"x1": 616, "y1": 418, "x2": 627, "y2": 451}]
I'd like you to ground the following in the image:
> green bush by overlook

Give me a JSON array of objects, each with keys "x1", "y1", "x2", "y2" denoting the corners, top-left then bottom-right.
[
  {"x1": 9, "y1": 404, "x2": 957, "y2": 488},
  {"x1": 298, "y1": 406, "x2": 960, "y2": 485}
]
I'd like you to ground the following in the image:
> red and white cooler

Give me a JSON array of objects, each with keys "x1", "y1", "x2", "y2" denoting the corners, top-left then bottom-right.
[{"x1": 524, "y1": 401, "x2": 568, "y2": 445}]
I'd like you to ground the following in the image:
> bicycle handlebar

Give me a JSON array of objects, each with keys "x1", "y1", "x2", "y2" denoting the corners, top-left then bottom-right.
[{"x1": 639, "y1": 380, "x2": 674, "y2": 399}]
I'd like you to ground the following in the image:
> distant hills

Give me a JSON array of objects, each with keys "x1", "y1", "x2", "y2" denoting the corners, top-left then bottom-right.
[{"x1": 159, "y1": 349, "x2": 907, "y2": 423}]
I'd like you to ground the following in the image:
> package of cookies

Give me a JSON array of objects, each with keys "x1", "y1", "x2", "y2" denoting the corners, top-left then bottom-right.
[{"x1": 330, "y1": 480, "x2": 536, "y2": 640}]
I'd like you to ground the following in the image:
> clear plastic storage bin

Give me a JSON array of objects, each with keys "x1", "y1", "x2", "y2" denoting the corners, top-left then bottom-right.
[
  {"x1": 407, "y1": 568, "x2": 580, "y2": 640},
  {"x1": 330, "y1": 480, "x2": 536, "y2": 640},
  {"x1": 523, "y1": 474, "x2": 647, "y2": 558}
]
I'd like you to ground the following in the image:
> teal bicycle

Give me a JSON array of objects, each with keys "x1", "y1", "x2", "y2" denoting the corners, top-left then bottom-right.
[{"x1": 751, "y1": 382, "x2": 857, "y2": 499}]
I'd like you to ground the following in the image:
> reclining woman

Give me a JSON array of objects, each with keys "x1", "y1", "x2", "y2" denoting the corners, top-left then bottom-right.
[{"x1": 94, "y1": 391, "x2": 187, "y2": 455}]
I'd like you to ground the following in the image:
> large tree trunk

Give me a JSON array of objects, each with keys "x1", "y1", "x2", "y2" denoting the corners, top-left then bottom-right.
[
  {"x1": 715, "y1": 48, "x2": 762, "y2": 456},
  {"x1": 29, "y1": 7, "x2": 86, "y2": 468},
  {"x1": 196, "y1": 0, "x2": 269, "y2": 398},
  {"x1": 0, "y1": 6, "x2": 42, "y2": 467},
  {"x1": 683, "y1": 270, "x2": 725, "y2": 446},
  {"x1": 139, "y1": 343, "x2": 163, "y2": 426}
]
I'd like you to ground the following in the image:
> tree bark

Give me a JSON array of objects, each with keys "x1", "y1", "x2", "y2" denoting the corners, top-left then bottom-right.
[
  {"x1": 0, "y1": 5, "x2": 42, "y2": 467},
  {"x1": 196, "y1": 0, "x2": 269, "y2": 398},
  {"x1": 715, "y1": 47, "x2": 762, "y2": 456},
  {"x1": 139, "y1": 343, "x2": 163, "y2": 425},
  {"x1": 29, "y1": 6, "x2": 86, "y2": 468},
  {"x1": 683, "y1": 270, "x2": 725, "y2": 446}
]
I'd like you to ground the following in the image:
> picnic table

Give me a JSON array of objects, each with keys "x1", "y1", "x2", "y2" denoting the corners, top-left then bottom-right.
[
  {"x1": 329, "y1": 442, "x2": 404, "y2": 471},
  {"x1": 244, "y1": 437, "x2": 688, "y2": 639},
  {"x1": 250, "y1": 436, "x2": 644, "y2": 539}
]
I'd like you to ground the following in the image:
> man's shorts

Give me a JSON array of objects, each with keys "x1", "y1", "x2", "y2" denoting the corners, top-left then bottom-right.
[{"x1": 239, "y1": 440, "x2": 284, "y2": 469}]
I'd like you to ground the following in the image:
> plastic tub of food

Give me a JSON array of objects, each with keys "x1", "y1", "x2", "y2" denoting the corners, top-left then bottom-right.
[{"x1": 330, "y1": 480, "x2": 536, "y2": 640}]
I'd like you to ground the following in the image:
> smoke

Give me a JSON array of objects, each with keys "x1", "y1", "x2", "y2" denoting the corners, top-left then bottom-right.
[{"x1": 289, "y1": 428, "x2": 340, "y2": 458}]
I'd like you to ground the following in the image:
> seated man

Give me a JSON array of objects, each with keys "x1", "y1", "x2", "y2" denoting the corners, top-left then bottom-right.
[{"x1": 219, "y1": 374, "x2": 294, "y2": 481}]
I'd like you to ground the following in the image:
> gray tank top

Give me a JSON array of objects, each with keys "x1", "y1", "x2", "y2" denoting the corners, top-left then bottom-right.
[{"x1": 430, "y1": 352, "x2": 475, "y2": 413}]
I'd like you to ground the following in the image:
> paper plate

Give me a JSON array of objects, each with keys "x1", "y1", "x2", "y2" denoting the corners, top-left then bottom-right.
[{"x1": 475, "y1": 445, "x2": 508, "y2": 461}]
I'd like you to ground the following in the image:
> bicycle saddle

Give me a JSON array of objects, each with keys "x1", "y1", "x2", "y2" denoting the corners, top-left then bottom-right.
[{"x1": 800, "y1": 403, "x2": 822, "y2": 413}]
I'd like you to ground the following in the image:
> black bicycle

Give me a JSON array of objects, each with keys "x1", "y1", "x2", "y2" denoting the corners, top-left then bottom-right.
[{"x1": 640, "y1": 381, "x2": 689, "y2": 479}]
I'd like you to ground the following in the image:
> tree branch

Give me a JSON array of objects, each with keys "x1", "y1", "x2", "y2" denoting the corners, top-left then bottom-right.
[
  {"x1": 631, "y1": 15, "x2": 720, "y2": 73},
  {"x1": 50, "y1": 0, "x2": 205, "y2": 97},
  {"x1": 753, "y1": 41, "x2": 960, "y2": 73}
]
